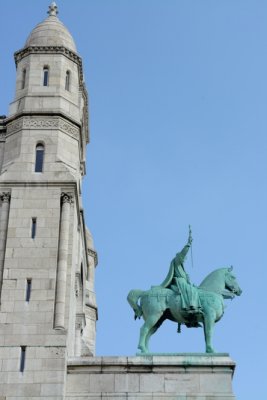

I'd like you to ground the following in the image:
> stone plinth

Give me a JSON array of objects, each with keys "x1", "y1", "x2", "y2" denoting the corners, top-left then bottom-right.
[{"x1": 66, "y1": 354, "x2": 236, "y2": 399}]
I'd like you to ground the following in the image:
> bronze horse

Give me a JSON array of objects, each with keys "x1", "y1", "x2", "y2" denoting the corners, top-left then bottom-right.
[{"x1": 127, "y1": 267, "x2": 242, "y2": 353}]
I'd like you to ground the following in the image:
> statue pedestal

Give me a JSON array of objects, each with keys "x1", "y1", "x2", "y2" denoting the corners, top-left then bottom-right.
[{"x1": 66, "y1": 354, "x2": 236, "y2": 399}]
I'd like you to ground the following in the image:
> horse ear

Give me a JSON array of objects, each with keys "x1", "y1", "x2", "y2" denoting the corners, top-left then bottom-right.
[{"x1": 228, "y1": 265, "x2": 233, "y2": 272}]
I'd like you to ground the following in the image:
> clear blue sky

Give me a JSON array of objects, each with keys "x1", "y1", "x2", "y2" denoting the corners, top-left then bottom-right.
[{"x1": 1, "y1": 1, "x2": 267, "y2": 399}]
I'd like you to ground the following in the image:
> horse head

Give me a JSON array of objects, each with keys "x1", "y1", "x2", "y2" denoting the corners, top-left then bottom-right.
[
  {"x1": 199, "y1": 266, "x2": 242, "y2": 298},
  {"x1": 224, "y1": 266, "x2": 242, "y2": 296}
]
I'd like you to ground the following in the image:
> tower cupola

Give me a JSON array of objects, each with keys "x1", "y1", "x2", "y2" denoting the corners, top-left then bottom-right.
[
  {"x1": 25, "y1": 3, "x2": 77, "y2": 52},
  {"x1": 9, "y1": 2, "x2": 89, "y2": 149}
]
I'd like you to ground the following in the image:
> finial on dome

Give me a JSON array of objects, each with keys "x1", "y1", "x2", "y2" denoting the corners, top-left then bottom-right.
[{"x1": 47, "y1": 2, "x2": 58, "y2": 17}]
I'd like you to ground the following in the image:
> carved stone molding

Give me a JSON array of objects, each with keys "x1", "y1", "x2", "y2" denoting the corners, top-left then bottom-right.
[
  {"x1": 58, "y1": 119, "x2": 79, "y2": 136},
  {"x1": 23, "y1": 119, "x2": 59, "y2": 129},
  {"x1": 6, "y1": 118, "x2": 23, "y2": 134},
  {"x1": 7, "y1": 116, "x2": 79, "y2": 138},
  {"x1": 88, "y1": 248, "x2": 98, "y2": 266},
  {"x1": 15, "y1": 46, "x2": 83, "y2": 77},
  {"x1": 61, "y1": 192, "x2": 73, "y2": 205},
  {"x1": 0, "y1": 192, "x2": 11, "y2": 203}
]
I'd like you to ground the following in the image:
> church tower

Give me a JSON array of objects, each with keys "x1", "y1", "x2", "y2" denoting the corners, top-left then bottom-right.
[{"x1": 0, "y1": 3, "x2": 97, "y2": 398}]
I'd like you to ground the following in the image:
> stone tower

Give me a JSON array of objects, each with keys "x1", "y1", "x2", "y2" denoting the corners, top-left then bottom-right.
[{"x1": 0, "y1": 3, "x2": 97, "y2": 398}]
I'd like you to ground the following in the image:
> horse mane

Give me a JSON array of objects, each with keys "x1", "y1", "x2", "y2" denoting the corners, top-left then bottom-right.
[{"x1": 199, "y1": 267, "x2": 229, "y2": 290}]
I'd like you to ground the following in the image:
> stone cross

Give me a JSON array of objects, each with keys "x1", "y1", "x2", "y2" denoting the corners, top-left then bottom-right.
[{"x1": 48, "y1": 2, "x2": 58, "y2": 17}]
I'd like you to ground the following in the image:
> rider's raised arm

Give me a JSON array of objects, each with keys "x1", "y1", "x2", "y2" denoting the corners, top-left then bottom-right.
[
  {"x1": 158, "y1": 230, "x2": 192, "y2": 288},
  {"x1": 177, "y1": 228, "x2": 193, "y2": 261},
  {"x1": 176, "y1": 239, "x2": 191, "y2": 263}
]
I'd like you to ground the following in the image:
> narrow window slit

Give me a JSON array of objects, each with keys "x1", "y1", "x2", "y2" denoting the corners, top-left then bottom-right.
[
  {"x1": 26, "y1": 279, "x2": 32, "y2": 302},
  {"x1": 31, "y1": 218, "x2": 37, "y2": 239},
  {"x1": 20, "y1": 346, "x2": 26, "y2": 372},
  {"x1": 43, "y1": 67, "x2": 49, "y2": 86},
  {"x1": 65, "y1": 70, "x2": 70, "y2": 91},
  {"x1": 35, "y1": 143, "x2": 44, "y2": 172},
  {"x1": 22, "y1": 69, "x2": 26, "y2": 89}
]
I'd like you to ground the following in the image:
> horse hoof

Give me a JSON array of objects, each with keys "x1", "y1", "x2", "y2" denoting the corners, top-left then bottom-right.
[
  {"x1": 206, "y1": 347, "x2": 215, "y2": 353},
  {"x1": 138, "y1": 346, "x2": 147, "y2": 354}
]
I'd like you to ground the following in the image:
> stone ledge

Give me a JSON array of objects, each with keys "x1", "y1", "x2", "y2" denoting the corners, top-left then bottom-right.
[
  {"x1": 66, "y1": 355, "x2": 236, "y2": 399},
  {"x1": 65, "y1": 396, "x2": 235, "y2": 400},
  {"x1": 67, "y1": 354, "x2": 235, "y2": 372}
]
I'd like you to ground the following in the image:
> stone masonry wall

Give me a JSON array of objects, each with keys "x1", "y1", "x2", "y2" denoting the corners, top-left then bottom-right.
[
  {"x1": 0, "y1": 186, "x2": 67, "y2": 399},
  {"x1": 66, "y1": 355, "x2": 236, "y2": 400}
]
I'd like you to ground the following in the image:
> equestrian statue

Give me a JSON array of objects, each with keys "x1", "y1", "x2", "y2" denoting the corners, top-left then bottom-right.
[{"x1": 127, "y1": 227, "x2": 242, "y2": 353}]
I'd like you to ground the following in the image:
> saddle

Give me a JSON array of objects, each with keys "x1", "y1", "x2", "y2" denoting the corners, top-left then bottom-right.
[{"x1": 169, "y1": 284, "x2": 203, "y2": 328}]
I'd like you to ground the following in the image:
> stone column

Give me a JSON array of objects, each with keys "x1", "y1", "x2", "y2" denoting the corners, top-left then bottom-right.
[
  {"x1": 54, "y1": 192, "x2": 72, "y2": 329},
  {"x1": 75, "y1": 317, "x2": 83, "y2": 357},
  {"x1": 0, "y1": 192, "x2": 11, "y2": 299}
]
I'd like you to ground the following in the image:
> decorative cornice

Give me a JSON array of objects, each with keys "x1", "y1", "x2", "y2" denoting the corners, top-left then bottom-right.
[
  {"x1": 15, "y1": 46, "x2": 82, "y2": 75},
  {"x1": 6, "y1": 116, "x2": 79, "y2": 139},
  {"x1": 88, "y1": 248, "x2": 98, "y2": 267}
]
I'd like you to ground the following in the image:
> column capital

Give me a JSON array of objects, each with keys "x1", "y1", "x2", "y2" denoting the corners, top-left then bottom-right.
[
  {"x1": 61, "y1": 192, "x2": 73, "y2": 205},
  {"x1": 0, "y1": 192, "x2": 11, "y2": 203},
  {"x1": 75, "y1": 314, "x2": 85, "y2": 331}
]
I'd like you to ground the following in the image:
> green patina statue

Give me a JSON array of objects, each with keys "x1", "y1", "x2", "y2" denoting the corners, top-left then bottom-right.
[
  {"x1": 127, "y1": 227, "x2": 242, "y2": 354},
  {"x1": 158, "y1": 227, "x2": 202, "y2": 318}
]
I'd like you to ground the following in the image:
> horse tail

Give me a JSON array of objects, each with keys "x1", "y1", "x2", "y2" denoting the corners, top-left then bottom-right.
[{"x1": 127, "y1": 289, "x2": 144, "y2": 319}]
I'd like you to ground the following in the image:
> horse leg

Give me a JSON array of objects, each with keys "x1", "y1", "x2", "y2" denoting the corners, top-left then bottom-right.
[
  {"x1": 145, "y1": 319, "x2": 164, "y2": 352},
  {"x1": 203, "y1": 309, "x2": 216, "y2": 353},
  {"x1": 144, "y1": 326, "x2": 157, "y2": 353},
  {"x1": 138, "y1": 313, "x2": 163, "y2": 353},
  {"x1": 144, "y1": 314, "x2": 166, "y2": 352}
]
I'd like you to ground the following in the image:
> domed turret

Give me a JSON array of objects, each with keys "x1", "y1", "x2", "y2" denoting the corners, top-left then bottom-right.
[
  {"x1": 7, "y1": 2, "x2": 89, "y2": 178},
  {"x1": 25, "y1": 2, "x2": 77, "y2": 52},
  {"x1": 9, "y1": 1, "x2": 89, "y2": 153}
]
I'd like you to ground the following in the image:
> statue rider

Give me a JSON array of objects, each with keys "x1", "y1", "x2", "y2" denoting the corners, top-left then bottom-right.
[{"x1": 159, "y1": 227, "x2": 202, "y2": 315}]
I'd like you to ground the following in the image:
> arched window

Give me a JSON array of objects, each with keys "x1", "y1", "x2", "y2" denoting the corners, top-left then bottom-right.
[
  {"x1": 35, "y1": 143, "x2": 45, "y2": 172},
  {"x1": 22, "y1": 69, "x2": 26, "y2": 89},
  {"x1": 43, "y1": 66, "x2": 49, "y2": 86},
  {"x1": 65, "y1": 70, "x2": 70, "y2": 91}
]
